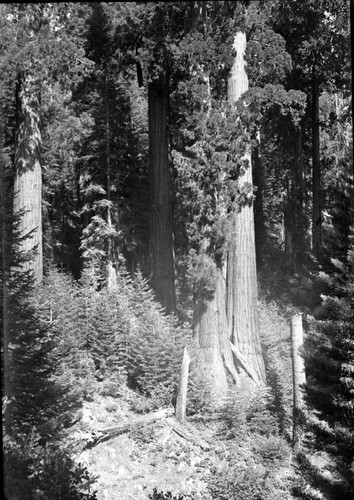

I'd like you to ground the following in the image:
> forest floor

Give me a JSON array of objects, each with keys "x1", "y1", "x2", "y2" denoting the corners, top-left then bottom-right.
[{"x1": 68, "y1": 392, "x2": 300, "y2": 500}]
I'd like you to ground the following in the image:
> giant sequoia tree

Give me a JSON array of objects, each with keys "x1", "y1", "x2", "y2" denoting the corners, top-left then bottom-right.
[
  {"x1": 171, "y1": 2, "x2": 270, "y2": 394},
  {"x1": 1, "y1": 4, "x2": 92, "y2": 282},
  {"x1": 136, "y1": 3, "x2": 178, "y2": 313},
  {"x1": 14, "y1": 82, "x2": 42, "y2": 280},
  {"x1": 148, "y1": 69, "x2": 176, "y2": 313},
  {"x1": 226, "y1": 30, "x2": 265, "y2": 386},
  {"x1": 13, "y1": 14, "x2": 43, "y2": 284}
]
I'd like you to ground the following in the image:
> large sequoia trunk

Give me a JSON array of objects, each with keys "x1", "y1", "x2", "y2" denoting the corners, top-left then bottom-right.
[
  {"x1": 226, "y1": 31, "x2": 265, "y2": 386},
  {"x1": 13, "y1": 74, "x2": 43, "y2": 284},
  {"x1": 194, "y1": 256, "x2": 230, "y2": 396},
  {"x1": 148, "y1": 72, "x2": 176, "y2": 313},
  {"x1": 192, "y1": 72, "x2": 238, "y2": 398}
]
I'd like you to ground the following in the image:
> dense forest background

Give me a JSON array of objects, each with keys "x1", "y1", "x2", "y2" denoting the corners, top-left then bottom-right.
[{"x1": 1, "y1": 1, "x2": 353, "y2": 499}]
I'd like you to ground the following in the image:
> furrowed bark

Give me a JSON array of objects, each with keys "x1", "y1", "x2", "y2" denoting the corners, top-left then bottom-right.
[
  {"x1": 226, "y1": 31, "x2": 265, "y2": 386},
  {"x1": 13, "y1": 74, "x2": 43, "y2": 283},
  {"x1": 148, "y1": 72, "x2": 176, "y2": 313}
]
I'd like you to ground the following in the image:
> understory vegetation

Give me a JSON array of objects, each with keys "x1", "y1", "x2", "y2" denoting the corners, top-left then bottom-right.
[{"x1": 3, "y1": 258, "x2": 353, "y2": 499}]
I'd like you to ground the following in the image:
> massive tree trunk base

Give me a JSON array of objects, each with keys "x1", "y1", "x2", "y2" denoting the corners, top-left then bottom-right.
[{"x1": 194, "y1": 268, "x2": 230, "y2": 399}]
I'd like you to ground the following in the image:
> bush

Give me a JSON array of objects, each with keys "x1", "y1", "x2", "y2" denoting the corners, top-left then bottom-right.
[
  {"x1": 207, "y1": 442, "x2": 293, "y2": 500},
  {"x1": 258, "y1": 298, "x2": 294, "y2": 434},
  {"x1": 220, "y1": 385, "x2": 279, "y2": 440},
  {"x1": 148, "y1": 488, "x2": 195, "y2": 500},
  {"x1": 252, "y1": 435, "x2": 291, "y2": 469},
  {"x1": 186, "y1": 355, "x2": 214, "y2": 415},
  {"x1": 35, "y1": 267, "x2": 191, "y2": 406},
  {"x1": 3, "y1": 431, "x2": 98, "y2": 500}
]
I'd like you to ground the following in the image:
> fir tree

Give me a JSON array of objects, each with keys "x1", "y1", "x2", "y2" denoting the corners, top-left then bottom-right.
[{"x1": 304, "y1": 229, "x2": 354, "y2": 497}]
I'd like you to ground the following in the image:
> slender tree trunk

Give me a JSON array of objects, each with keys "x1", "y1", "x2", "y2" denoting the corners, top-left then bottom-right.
[
  {"x1": 284, "y1": 179, "x2": 295, "y2": 273},
  {"x1": 295, "y1": 127, "x2": 306, "y2": 214},
  {"x1": 13, "y1": 74, "x2": 43, "y2": 283},
  {"x1": 252, "y1": 130, "x2": 266, "y2": 267},
  {"x1": 226, "y1": 31, "x2": 265, "y2": 387},
  {"x1": 312, "y1": 64, "x2": 322, "y2": 263},
  {"x1": 284, "y1": 127, "x2": 307, "y2": 272},
  {"x1": 294, "y1": 126, "x2": 308, "y2": 264},
  {"x1": 1, "y1": 116, "x2": 11, "y2": 434},
  {"x1": 350, "y1": 0, "x2": 354, "y2": 180},
  {"x1": 105, "y1": 73, "x2": 117, "y2": 289},
  {"x1": 148, "y1": 72, "x2": 176, "y2": 313},
  {"x1": 291, "y1": 313, "x2": 306, "y2": 455}
]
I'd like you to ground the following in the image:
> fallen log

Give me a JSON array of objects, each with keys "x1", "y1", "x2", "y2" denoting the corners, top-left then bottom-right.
[
  {"x1": 165, "y1": 417, "x2": 210, "y2": 451},
  {"x1": 88, "y1": 407, "x2": 174, "y2": 447},
  {"x1": 84, "y1": 406, "x2": 211, "y2": 451}
]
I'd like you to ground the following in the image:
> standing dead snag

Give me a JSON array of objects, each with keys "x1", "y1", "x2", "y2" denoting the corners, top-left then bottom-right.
[
  {"x1": 291, "y1": 313, "x2": 306, "y2": 454},
  {"x1": 175, "y1": 346, "x2": 191, "y2": 422}
]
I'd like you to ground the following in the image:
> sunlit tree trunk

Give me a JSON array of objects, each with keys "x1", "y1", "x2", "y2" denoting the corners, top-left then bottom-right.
[
  {"x1": 291, "y1": 313, "x2": 306, "y2": 454},
  {"x1": 193, "y1": 72, "x2": 238, "y2": 397},
  {"x1": 13, "y1": 74, "x2": 43, "y2": 283},
  {"x1": 312, "y1": 63, "x2": 322, "y2": 263},
  {"x1": 194, "y1": 244, "x2": 236, "y2": 396},
  {"x1": 1, "y1": 116, "x2": 11, "y2": 434},
  {"x1": 105, "y1": 73, "x2": 117, "y2": 290},
  {"x1": 284, "y1": 178, "x2": 295, "y2": 273},
  {"x1": 175, "y1": 346, "x2": 190, "y2": 422},
  {"x1": 226, "y1": 31, "x2": 265, "y2": 387},
  {"x1": 148, "y1": 71, "x2": 176, "y2": 313}
]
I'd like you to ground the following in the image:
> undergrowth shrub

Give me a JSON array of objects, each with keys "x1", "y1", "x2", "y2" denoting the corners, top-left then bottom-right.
[
  {"x1": 186, "y1": 353, "x2": 214, "y2": 415},
  {"x1": 258, "y1": 297, "x2": 293, "y2": 434},
  {"x1": 207, "y1": 439, "x2": 293, "y2": 500},
  {"x1": 130, "y1": 423, "x2": 156, "y2": 445},
  {"x1": 148, "y1": 488, "x2": 196, "y2": 500},
  {"x1": 35, "y1": 266, "x2": 191, "y2": 406},
  {"x1": 251, "y1": 435, "x2": 290, "y2": 469},
  {"x1": 221, "y1": 385, "x2": 279, "y2": 439},
  {"x1": 3, "y1": 431, "x2": 98, "y2": 499}
]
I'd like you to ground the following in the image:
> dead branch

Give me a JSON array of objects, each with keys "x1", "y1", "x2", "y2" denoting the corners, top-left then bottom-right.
[{"x1": 229, "y1": 341, "x2": 262, "y2": 385}]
